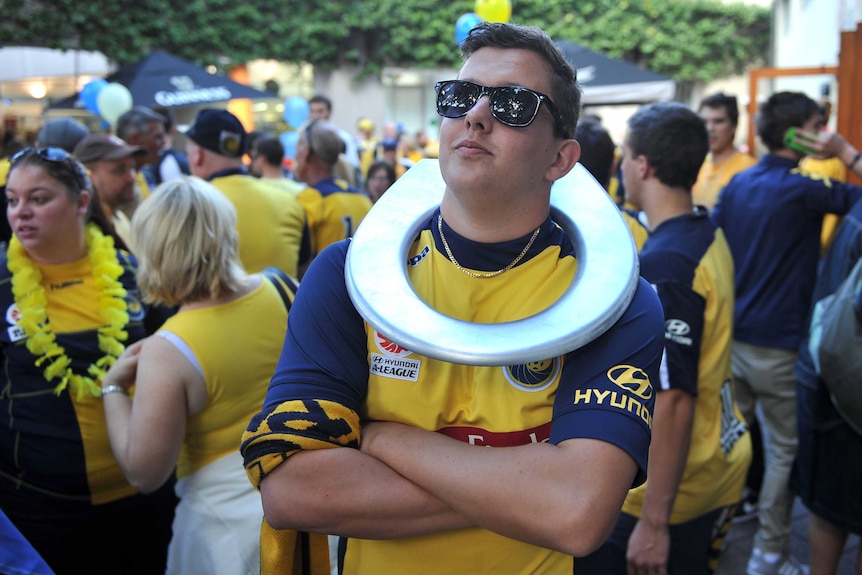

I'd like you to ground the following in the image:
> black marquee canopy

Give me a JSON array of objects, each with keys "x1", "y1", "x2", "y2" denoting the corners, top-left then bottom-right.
[
  {"x1": 556, "y1": 41, "x2": 676, "y2": 106},
  {"x1": 50, "y1": 50, "x2": 275, "y2": 110}
]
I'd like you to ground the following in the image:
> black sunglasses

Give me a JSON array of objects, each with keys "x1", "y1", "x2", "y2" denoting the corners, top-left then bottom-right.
[
  {"x1": 10, "y1": 147, "x2": 90, "y2": 191},
  {"x1": 435, "y1": 80, "x2": 568, "y2": 137}
]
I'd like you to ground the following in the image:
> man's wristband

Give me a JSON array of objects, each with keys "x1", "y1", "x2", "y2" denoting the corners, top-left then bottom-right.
[
  {"x1": 101, "y1": 385, "x2": 128, "y2": 397},
  {"x1": 849, "y1": 151, "x2": 862, "y2": 170}
]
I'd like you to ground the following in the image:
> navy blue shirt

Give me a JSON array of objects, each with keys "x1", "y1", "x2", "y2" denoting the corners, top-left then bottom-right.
[
  {"x1": 712, "y1": 154, "x2": 862, "y2": 349},
  {"x1": 797, "y1": 197, "x2": 862, "y2": 387}
]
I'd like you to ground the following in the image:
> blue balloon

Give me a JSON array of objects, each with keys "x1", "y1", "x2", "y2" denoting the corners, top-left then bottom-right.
[
  {"x1": 283, "y1": 96, "x2": 310, "y2": 129},
  {"x1": 280, "y1": 131, "x2": 300, "y2": 159},
  {"x1": 80, "y1": 78, "x2": 108, "y2": 115},
  {"x1": 455, "y1": 12, "x2": 483, "y2": 46}
]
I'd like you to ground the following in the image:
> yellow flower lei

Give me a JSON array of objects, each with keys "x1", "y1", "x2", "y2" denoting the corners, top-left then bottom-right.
[{"x1": 7, "y1": 223, "x2": 130, "y2": 400}]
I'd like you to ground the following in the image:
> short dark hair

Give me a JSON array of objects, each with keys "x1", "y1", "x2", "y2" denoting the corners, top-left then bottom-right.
[
  {"x1": 575, "y1": 120, "x2": 615, "y2": 190},
  {"x1": 255, "y1": 136, "x2": 285, "y2": 167},
  {"x1": 151, "y1": 105, "x2": 175, "y2": 132},
  {"x1": 367, "y1": 160, "x2": 396, "y2": 185},
  {"x1": 698, "y1": 92, "x2": 740, "y2": 125},
  {"x1": 626, "y1": 102, "x2": 708, "y2": 191},
  {"x1": 460, "y1": 22, "x2": 580, "y2": 139},
  {"x1": 309, "y1": 94, "x2": 332, "y2": 112},
  {"x1": 756, "y1": 91, "x2": 820, "y2": 152}
]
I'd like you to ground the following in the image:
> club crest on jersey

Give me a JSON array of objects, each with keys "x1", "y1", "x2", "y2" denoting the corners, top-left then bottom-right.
[
  {"x1": 503, "y1": 357, "x2": 560, "y2": 392},
  {"x1": 5, "y1": 303, "x2": 25, "y2": 342},
  {"x1": 125, "y1": 292, "x2": 146, "y2": 322},
  {"x1": 369, "y1": 331, "x2": 421, "y2": 382}
]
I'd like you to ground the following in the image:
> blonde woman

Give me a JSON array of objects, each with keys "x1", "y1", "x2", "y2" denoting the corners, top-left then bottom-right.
[
  {"x1": 0, "y1": 148, "x2": 176, "y2": 574},
  {"x1": 101, "y1": 175, "x2": 296, "y2": 575}
]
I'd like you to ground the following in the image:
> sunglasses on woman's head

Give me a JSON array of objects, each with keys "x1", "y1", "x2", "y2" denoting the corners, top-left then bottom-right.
[
  {"x1": 10, "y1": 147, "x2": 90, "y2": 191},
  {"x1": 435, "y1": 80, "x2": 568, "y2": 137},
  {"x1": 11, "y1": 146, "x2": 72, "y2": 165}
]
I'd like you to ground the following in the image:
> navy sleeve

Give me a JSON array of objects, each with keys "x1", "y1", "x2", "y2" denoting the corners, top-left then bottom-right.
[
  {"x1": 651, "y1": 279, "x2": 704, "y2": 396},
  {"x1": 263, "y1": 240, "x2": 369, "y2": 413},
  {"x1": 802, "y1": 177, "x2": 862, "y2": 215},
  {"x1": 550, "y1": 277, "x2": 665, "y2": 487}
]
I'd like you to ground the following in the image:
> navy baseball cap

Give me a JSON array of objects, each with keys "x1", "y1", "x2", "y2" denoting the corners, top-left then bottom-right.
[{"x1": 182, "y1": 108, "x2": 247, "y2": 158}]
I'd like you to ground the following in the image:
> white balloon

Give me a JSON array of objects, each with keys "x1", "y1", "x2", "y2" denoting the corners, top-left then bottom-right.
[{"x1": 96, "y1": 83, "x2": 133, "y2": 125}]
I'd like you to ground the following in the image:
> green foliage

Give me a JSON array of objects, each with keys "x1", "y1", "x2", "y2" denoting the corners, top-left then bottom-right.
[{"x1": 0, "y1": 0, "x2": 769, "y2": 83}]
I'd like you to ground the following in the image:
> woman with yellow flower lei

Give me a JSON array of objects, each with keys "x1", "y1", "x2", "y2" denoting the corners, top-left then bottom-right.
[{"x1": 0, "y1": 148, "x2": 176, "y2": 574}]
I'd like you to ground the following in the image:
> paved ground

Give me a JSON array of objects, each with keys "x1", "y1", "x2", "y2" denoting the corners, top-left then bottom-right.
[{"x1": 716, "y1": 498, "x2": 860, "y2": 574}]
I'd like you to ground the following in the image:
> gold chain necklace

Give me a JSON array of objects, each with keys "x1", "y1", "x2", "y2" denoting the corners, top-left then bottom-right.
[{"x1": 437, "y1": 214, "x2": 540, "y2": 279}]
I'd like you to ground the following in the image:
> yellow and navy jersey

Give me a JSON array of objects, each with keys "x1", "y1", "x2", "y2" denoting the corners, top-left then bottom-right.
[
  {"x1": 622, "y1": 212, "x2": 751, "y2": 523},
  {"x1": 692, "y1": 150, "x2": 756, "y2": 212},
  {"x1": 135, "y1": 169, "x2": 151, "y2": 200},
  {"x1": 712, "y1": 154, "x2": 862, "y2": 349},
  {"x1": 0, "y1": 249, "x2": 172, "y2": 505},
  {"x1": 160, "y1": 275, "x2": 294, "y2": 479},
  {"x1": 621, "y1": 207, "x2": 650, "y2": 251},
  {"x1": 800, "y1": 156, "x2": 849, "y2": 253},
  {"x1": 243, "y1": 211, "x2": 665, "y2": 574},
  {"x1": 297, "y1": 177, "x2": 372, "y2": 257},
  {"x1": 209, "y1": 169, "x2": 307, "y2": 276}
]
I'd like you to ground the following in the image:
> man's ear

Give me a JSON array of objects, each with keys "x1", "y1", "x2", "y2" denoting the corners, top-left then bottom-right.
[
  {"x1": 188, "y1": 145, "x2": 204, "y2": 169},
  {"x1": 544, "y1": 139, "x2": 581, "y2": 183},
  {"x1": 634, "y1": 153, "x2": 651, "y2": 181}
]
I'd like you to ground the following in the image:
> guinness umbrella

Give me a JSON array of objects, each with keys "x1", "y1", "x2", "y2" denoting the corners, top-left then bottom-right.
[
  {"x1": 49, "y1": 50, "x2": 275, "y2": 109},
  {"x1": 556, "y1": 41, "x2": 676, "y2": 105}
]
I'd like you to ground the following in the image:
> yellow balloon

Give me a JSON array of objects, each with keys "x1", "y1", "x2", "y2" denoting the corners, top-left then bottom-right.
[{"x1": 475, "y1": 0, "x2": 512, "y2": 23}]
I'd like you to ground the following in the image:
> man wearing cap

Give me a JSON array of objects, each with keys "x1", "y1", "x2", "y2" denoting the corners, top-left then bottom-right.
[
  {"x1": 294, "y1": 120, "x2": 372, "y2": 272},
  {"x1": 184, "y1": 108, "x2": 308, "y2": 278},
  {"x1": 73, "y1": 134, "x2": 145, "y2": 250}
]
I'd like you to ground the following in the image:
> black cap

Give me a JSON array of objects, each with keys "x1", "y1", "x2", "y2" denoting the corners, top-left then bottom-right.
[{"x1": 182, "y1": 108, "x2": 247, "y2": 158}]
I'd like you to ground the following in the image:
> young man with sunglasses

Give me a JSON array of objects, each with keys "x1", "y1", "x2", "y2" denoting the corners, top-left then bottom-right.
[{"x1": 242, "y1": 22, "x2": 664, "y2": 574}]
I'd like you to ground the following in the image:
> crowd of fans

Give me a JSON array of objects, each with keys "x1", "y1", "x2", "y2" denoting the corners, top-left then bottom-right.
[{"x1": 0, "y1": 21, "x2": 860, "y2": 575}]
